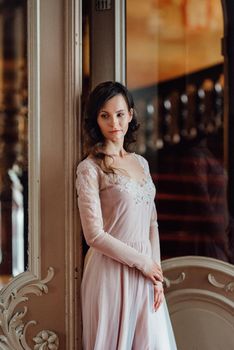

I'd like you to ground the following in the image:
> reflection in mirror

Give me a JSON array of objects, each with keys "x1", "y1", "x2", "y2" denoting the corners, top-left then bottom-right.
[
  {"x1": 127, "y1": 0, "x2": 233, "y2": 263},
  {"x1": 0, "y1": 0, "x2": 28, "y2": 288}
]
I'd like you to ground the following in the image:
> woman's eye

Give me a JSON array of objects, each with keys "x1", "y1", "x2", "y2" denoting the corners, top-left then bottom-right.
[
  {"x1": 117, "y1": 113, "x2": 124, "y2": 118},
  {"x1": 100, "y1": 114, "x2": 108, "y2": 119}
]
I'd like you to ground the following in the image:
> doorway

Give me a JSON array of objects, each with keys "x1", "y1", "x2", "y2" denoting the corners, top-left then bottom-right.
[{"x1": 81, "y1": 1, "x2": 234, "y2": 349}]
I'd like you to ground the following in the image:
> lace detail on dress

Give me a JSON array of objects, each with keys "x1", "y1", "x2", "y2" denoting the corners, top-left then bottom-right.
[
  {"x1": 133, "y1": 153, "x2": 149, "y2": 174},
  {"x1": 113, "y1": 175, "x2": 155, "y2": 205},
  {"x1": 76, "y1": 155, "x2": 156, "y2": 205},
  {"x1": 76, "y1": 160, "x2": 98, "y2": 194},
  {"x1": 102, "y1": 153, "x2": 156, "y2": 205}
]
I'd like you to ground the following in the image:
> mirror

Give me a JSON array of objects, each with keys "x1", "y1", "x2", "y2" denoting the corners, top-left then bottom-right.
[
  {"x1": 0, "y1": 0, "x2": 28, "y2": 288},
  {"x1": 127, "y1": 0, "x2": 232, "y2": 263}
]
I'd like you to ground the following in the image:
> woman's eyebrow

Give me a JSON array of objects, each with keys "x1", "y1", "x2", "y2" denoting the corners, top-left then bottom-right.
[{"x1": 99, "y1": 109, "x2": 125, "y2": 114}]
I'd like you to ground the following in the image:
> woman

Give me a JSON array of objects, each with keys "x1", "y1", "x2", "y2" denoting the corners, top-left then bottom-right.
[{"x1": 76, "y1": 81, "x2": 178, "y2": 349}]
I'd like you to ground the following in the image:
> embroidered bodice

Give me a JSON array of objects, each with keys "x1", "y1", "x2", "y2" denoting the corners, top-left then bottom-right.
[{"x1": 76, "y1": 153, "x2": 161, "y2": 274}]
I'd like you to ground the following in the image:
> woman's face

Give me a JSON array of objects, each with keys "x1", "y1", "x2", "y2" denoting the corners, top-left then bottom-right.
[{"x1": 97, "y1": 94, "x2": 133, "y2": 143}]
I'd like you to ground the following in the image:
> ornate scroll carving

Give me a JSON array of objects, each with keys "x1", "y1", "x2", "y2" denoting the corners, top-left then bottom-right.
[
  {"x1": 0, "y1": 267, "x2": 56, "y2": 350},
  {"x1": 33, "y1": 330, "x2": 59, "y2": 350},
  {"x1": 163, "y1": 272, "x2": 186, "y2": 289},
  {"x1": 208, "y1": 273, "x2": 234, "y2": 292}
]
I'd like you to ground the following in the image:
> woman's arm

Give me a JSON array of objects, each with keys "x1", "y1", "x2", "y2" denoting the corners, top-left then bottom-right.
[
  {"x1": 76, "y1": 160, "x2": 163, "y2": 283},
  {"x1": 150, "y1": 203, "x2": 165, "y2": 310},
  {"x1": 149, "y1": 203, "x2": 161, "y2": 266},
  {"x1": 138, "y1": 155, "x2": 164, "y2": 309}
]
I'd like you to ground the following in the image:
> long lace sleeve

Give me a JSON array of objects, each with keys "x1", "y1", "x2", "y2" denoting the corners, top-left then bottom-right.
[
  {"x1": 150, "y1": 203, "x2": 161, "y2": 265},
  {"x1": 138, "y1": 155, "x2": 161, "y2": 266},
  {"x1": 76, "y1": 160, "x2": 155, "y2": 275}
]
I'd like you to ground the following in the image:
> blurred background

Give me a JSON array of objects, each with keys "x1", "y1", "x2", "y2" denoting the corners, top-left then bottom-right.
[
  {"x1": 0, "y1": 0, "x2": 28, "y2": 288},
  {"x1": 83, "y1": 0, "x2": 233, "y2": 264}
]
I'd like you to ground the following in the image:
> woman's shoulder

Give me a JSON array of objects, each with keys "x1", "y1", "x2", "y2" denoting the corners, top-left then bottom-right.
[
  {"x1": 133, "y1": 153, "x2": 149, "y2": 170},
  {"x1": 76, "y1": 156, "x2": 99, "y2": 175},
  {"x1": 133, "y1": 152, "x2": 147, "y2": 162}
]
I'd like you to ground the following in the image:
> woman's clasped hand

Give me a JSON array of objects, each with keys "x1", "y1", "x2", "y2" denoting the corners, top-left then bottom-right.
[
  {"x1": 140, "y1": 255, "x2": 163, "y2": 284},
  {"x1": 140, "y1": 258, "x2": 164, "y2": 311}
]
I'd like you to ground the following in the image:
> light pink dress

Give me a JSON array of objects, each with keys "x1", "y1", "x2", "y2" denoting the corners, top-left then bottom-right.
[{"x1": 76, "y1": 153, "x2": 177, "y2": 350}]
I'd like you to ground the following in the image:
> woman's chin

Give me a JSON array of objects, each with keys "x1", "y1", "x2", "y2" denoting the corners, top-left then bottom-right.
[{"x1": 107, "y1": 134, "x2": 124, "y2": 142}]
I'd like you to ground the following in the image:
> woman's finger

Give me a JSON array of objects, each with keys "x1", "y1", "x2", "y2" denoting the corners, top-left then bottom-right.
[
  {"x1": 154, "y1": 272, "x2": 163, "y2": 282},
  {"x1": 157, "y1": 292, "x2": 163, "y2": 308},
  {"x1": 153, "y1": 291, "x2": 159, "y2": 311},
  {"x1": 154, "y1": 289, "x2": 161, "y2": 307},
  {"x1": 154, "y1": 294, "x2": 162, "y2": 311},
  {"x1": 153, "y1": 285, "x2": 164, "y2": 311},
  {"x1": 153, "y1": 286, "x2": 160, "y2": 306},
  {"x1": 153, "y1": 265, "x2": 162, "y2": 274},
  {"x1": 151, "y1": 276, "x2": 158, "y2": 285},
  {"x1": 159, "y1": 293, "x2": 164, "y2": 307},
  {"x1": 153, "y1": 266, "x2": 163, "y2": 276}
]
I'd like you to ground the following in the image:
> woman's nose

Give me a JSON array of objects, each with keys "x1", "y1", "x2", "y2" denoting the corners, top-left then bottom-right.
[{"x1": 109, "y1": 116, "x2": 118, "y2": 127}]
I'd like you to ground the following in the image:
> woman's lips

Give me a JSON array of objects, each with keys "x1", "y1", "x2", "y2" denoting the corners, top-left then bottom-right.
[{"x1": 109, "y1": 130, "x2": 122, "y2": 133}]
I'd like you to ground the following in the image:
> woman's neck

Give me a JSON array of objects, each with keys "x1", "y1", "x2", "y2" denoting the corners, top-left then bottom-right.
[{"x1": 102, "y1": 141, "x2": 127, "y2": 157}]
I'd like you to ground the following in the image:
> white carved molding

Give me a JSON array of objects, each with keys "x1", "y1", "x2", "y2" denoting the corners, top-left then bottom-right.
[
  {"x1": 162, "y1": 256, "x2": 234, "y2": 303},
  {"x1": 208, "y1": 273, "x2": 234, "y2": 292},
  {"x1": 33, "y1": 330, "x2": 59, "y2": 350},
  {"x1": 162, "y1": 255, "x2": 234, "y2": 275},
  {"x1": 161, "y1": 256, "x2": 234, "y2": 350},
  {"x1": 163, "y1": 272, "x2": 186, "y2": 289},
  {"x1": 0, "y1": 268, "x2": 55, "y2": 350},
  {"x1": 165, "y1": 287, "x2": 234, "y2": 309}
]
